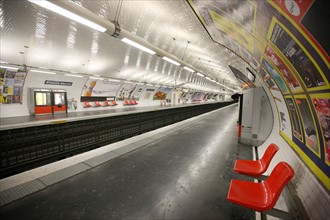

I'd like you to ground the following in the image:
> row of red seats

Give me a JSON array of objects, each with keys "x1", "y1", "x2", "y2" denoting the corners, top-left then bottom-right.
[
  {"x1": 227, "y1": 144, "x2": 295, "y2": 218},
  {"x1": 84, "y1": 101, "x2": 118, "y2": 108},
  {"x1": 124, "y1": 100, "x2": 138, "y2": 105}
]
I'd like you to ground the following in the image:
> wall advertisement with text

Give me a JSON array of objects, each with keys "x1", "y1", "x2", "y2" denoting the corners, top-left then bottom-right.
[{"x1": 189, "y1": 0, "x2": 329, "y2": 188}]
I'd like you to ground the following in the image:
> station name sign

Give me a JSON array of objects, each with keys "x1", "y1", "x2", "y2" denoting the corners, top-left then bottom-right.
[{"x1": 45, "y1": 80, "x2": 73, "y2": 86}]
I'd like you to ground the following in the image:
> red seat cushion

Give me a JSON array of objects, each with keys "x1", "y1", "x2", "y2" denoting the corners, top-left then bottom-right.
[
  {"x1": 227, "y1": 162, "x2": 294, "y2": 212},
  {"x1": 234, "y1": 143, "x2": 279, "y2": 177},
  {"x1": 228, "y1": 180, "x2": 271, "y2": 212}
]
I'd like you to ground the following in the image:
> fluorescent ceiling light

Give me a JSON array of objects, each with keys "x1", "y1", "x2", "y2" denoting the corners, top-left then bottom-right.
[
  {"x1": 205, "y1": 76, "x2": 211, "y2": 80},
  {"x1": 30, "y1": 69, "x2": 56, "y2": 74},
  {"x1": 0, "y1": 65, "x2": 19, "y2": 70},
  {"x1": 0, "y1": 61, "x2": 8, "y2": 64},
  {"x1": 162, "y1": 56, "x2": 180, "y2": 66},
  {"x1": 65, "y1": 73, "x2": 83, "y2": 78},
  {"x1": 108, "y1": 79, "x2": 120, "y2": 82},
  {"x1": 121, "y1": 38, "x2": 156, "y2": 55},
  {"x1": 89, "y1": 76, "x2": 104, "y2": 80},
  {"x1": 28, "y1": 0, "x2": 106, "y2": 32},
  {"x1": 196, "y1": 72, "x2": 204, "y2": 77},
  {"x1": 183, "y1": 66, "x2": 194, "y2": 72}
]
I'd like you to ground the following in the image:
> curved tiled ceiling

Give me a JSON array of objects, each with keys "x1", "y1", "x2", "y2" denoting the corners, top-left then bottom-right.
[{"x1": 0, "y1": 0, "x2": 255, "y2": 92}]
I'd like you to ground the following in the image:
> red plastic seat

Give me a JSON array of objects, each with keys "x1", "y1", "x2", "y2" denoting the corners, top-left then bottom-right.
[
  {"x1": 234, "y1": 143, "x2": 279, "y2": 177},
  {"x1": 104, "y1": 101, "x2": 110, "y2": 106},
  {"x1": 84, "y1": 102, "x2": 92, "y2": 107},
  {"x1": 95, "y1": 101, "x2": 102, "y2": 107},
  {"x1": 129, "y1": 100, "x2": 135, "y2": 105},
  {"x1": 124, "y1": 100, "x2": 130, "y2": 105},
  {"x1": 227, "y1": 161, "x2": 294, "y2": 212},
  {"x1": 112, "y1": 101, "x2": 118, "y2": 106},
  {"x1": 133, "y1": 100, "x2": 138, "y2": 105}
]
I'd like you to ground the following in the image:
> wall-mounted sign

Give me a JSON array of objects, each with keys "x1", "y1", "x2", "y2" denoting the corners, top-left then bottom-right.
[{"x1": 45, "y1": 80, "x2": 73, "y2": 86}]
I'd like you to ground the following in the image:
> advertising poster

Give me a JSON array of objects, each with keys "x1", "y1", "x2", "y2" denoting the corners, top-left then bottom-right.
[
  {"x1": 275, "y1": 95, "x2": 292, "y2": 139},
  {"x1": 117, "y1": 83, "x2": 137, "y2": 100},
  {"x1": 188, "y1": 0, "x2": 255, "y2": 52},
  {"x1": 185, "y1": 92, "x2": 194, "y2": 102},
  {"x1": 258, "y1": 67, "x2": 277, "y2": 90},
  {"x1": 131, "y1": 85, "x2": 145, "y2": 101},
  {"x1": 285, "y1": 97, "x2": 303, "y2": 142},
  {"x1": 295, "y1": 96, "x2": 320, "y2": 156},
  {"x1": 271, "y1": 0, "x2": 314, "y2": 24},
  {"x1": 143, "y1": 87, "x2": 156, "y2": 100},
  {"x1": 81, "y1": 79, "x2": 121, "y2": 97},
  {"x1": 311, "y1": 95, "x2": 330, "y2": 165},
  {"x1": 203, "y1": 93, "x2": 209, "y2": 101},
  {"x1": 263, "y1": 45, "x2": 301, "y2": 91},
  {"x1": 153, "y1": 87, "x2": 172, "y2": 100},
  {"x1": 261, "y1": 58, "x2": 289, "y2": 93},
  {"x1": 0, "y1": 69, "x2": 26, "y2": 104},
  {"x1": 191, "y1": 92, "x2": 204, "y2": 102},
  {"x1": 188, "y1": 0, "x2": 330, "y2": 187},
  {"x1": 269, "y1": 19, "x2": 327, "y2": 90},
  {"x1": 270, "y1": 0, "x2": 329, "y2": 61}
]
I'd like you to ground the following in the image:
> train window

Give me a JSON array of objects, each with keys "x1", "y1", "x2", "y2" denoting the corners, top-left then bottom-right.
[{"x1": 35, "y1": 92, "x2": 51, "y2": 106}]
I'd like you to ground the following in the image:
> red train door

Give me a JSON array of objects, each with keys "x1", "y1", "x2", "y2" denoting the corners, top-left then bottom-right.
[
  {"x1": 34, "y1": 90, "x2": 52, "y2": 115},
  {"x1": 53, "y1": 90, "x2": 67, "y2": 114}
]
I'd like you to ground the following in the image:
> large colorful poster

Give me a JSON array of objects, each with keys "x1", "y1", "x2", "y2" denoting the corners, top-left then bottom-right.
[
  {"x1": 81, "y1": 79, "x2": 121, "y2": 97},
  {"x1": 143, "y1": 87, "x2": 156, "y2": 100},
  {"x1": 285, "y1": 97, "x2": 303, "y2": 142},
  {"x1": 263, "y1": 45, "x2": 301, "y2": 92},
  {"x1": 268, "y1": 18, "x2": 328, "y2": 90},
  {"x1": 188, "y1": 0, "x2": 255, "y2": 52},
  {"x1": 131, "y1": 85, "x2": 145, "y2": 101},
  {"x1": 310, "y1": 95, "x2": 330, "y2": 165},
  {"x1": 153, "y1": 87, "x2": 172, "y2": 100},
  {"x1": 295, "y1": 96, "x2": 320, "y2": 156},
  {"x1": 0, "y1": 68, "x2": 27, "y2": 104},
  {"x1": 117, "y1": 83, "x2": 137, "y2": 100},
  {"x1": 191, "y1": 92, "x2": 204, "y2": 102},
  {"x1": 261, "y1": 58, "x2": 289, "y2": 93},
  {"x1": 188, "y1": 0, "x2": 330, "y2": 188}
]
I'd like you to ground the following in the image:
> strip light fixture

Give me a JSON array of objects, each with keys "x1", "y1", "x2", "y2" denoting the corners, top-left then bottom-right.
[
  {"x1": 65, "y1": 73, "x2": 84, "y2": 78},
  {"x1": 89, "y1": 76, "x2": 104, "y2": 80},
  {"x1": 162, "y1": 56, "x2": 180, "y2": 66},
  {"x1": 205, "y1": 76, "x2": 211, "y2": 80},
  {"x1": 121, "y1": 38, "x2": 156, "y2": 55},
  {"x1": 196, "y1": 72, "x2": 204, "y2": 77},
  {"x1": 0, "y1": 65, "x2": 19, "y2": 70},
  {"x1": 183, "y1": 66, "x2": 194, "y2": 73},
  {"x1": 28, "y1": 0, "x2": 107, "y2": 32},
  {"x1": 30, "y1": 69, "x2": 56, "y2": 75}
]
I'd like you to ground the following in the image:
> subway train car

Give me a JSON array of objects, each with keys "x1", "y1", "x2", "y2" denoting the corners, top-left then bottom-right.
[{"x1": 0, "y1": 1, "x2": 329, "y2": 219}]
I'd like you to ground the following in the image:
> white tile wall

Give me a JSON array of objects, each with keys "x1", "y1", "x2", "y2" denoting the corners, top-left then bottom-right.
[{"x1": 259, "y1": 84, "x2": 330, "y2": 220}]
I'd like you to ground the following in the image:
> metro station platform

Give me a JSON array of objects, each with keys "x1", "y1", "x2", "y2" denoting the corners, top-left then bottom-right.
[
  {"x1": 0, "y1": 104, "x2": 256, "y2": 219},
  {"x1": 0, "y1": 102, "x2": 195, "y2": 130}
]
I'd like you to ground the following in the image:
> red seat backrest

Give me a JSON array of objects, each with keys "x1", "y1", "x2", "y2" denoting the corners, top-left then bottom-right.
[
  {"x1": 112, "y1": 101, "x2": 117, "y2": 105},
  {"x1": 84, "y1": 102, "x2": 91, "y2": 107},
  {"x1": 264, "y1": 162, "x2": 295, "y2": 209},
  {"x1": 125, "y1": 100, "x2": 130, "y2": 105},
  {"x1": 260, "y1": 143, "x2": 279, "y2": 170}
]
